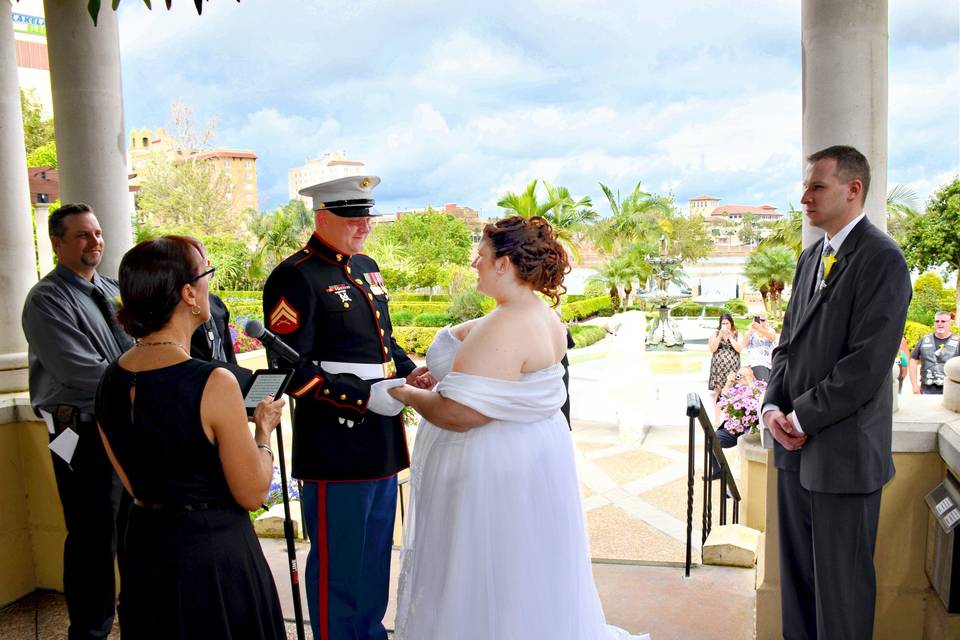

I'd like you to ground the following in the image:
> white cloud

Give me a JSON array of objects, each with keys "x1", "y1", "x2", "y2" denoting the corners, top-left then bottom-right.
[{"x1": 115, "y1": 1, "x2": 958, "y2": 219}]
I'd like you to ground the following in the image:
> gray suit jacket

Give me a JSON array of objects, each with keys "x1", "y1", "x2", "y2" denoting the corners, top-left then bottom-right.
[{"x1": 765, "y1": 217, "x2": 912, "y2": 494}]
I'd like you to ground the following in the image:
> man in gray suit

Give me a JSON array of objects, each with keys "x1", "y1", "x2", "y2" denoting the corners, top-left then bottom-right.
[{"x1": 762, "y1": 145, "x2": 911, "y2": 640}]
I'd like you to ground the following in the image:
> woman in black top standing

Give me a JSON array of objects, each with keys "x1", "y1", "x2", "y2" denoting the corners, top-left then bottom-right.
[{"x1": 96, "y1": 235, "x2": 286, "y2": 639}]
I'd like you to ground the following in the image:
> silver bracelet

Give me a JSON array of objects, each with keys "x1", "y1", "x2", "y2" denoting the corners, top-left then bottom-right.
[{"x1": 256, "y1": 443, "x2": 274, "y2": 462}]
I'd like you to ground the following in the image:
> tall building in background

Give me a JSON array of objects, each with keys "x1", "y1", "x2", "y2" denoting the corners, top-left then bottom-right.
[
  {"x1": 127, "y1": 127, "x2": 259, "y2": 216},
  {"x1": 288, "y1": 151, "x2": 366, "y2": 207},
  {"x1": 12, "y1": 0, "x2": 51, "y2": 116}
]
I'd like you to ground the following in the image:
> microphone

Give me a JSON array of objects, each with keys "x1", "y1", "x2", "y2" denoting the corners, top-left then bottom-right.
[{"x1": 245, "y1": 320, "x2": 301, "y2": 365}]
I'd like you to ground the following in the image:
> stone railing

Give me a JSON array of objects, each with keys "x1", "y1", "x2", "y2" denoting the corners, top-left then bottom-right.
[{"x1": 745, "y1": 368, "x2": 960, "y2": 639}]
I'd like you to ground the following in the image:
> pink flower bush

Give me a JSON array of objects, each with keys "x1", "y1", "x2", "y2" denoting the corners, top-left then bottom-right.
[{"x1": 716, "y1": 380, "x2": 767, "y2": 435}]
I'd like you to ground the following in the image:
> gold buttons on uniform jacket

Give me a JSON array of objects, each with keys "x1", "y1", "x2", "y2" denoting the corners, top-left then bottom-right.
[
  {"x1": 356, "y1": 399, "x2": 363, "y2": 406},
  {"x1": 367, "y1": 293, "x2": 374, "y2": 301},
  {"x1": 343, "y1": 303, "x2": 350, "y2": 309},
  {"x1": 345, "y1": 266, "x2": 351, "y2": 273},
  {"x1": 340, "y1": 394, "x2": 347, "y2": 400},
  {"x1": 380, "y1": 329, "x2": 385, "y2": 336},
  {"x1": 336, "y1": 254, "x2": 343, "y2": 262},
  {"x1": 355, "y1": 279, "x2": 364, "y2": 285},
  {"x1": 376, "y1": 310, "x2": 381, "y2": 319},
  {"x1": 383, "y1": 346, "x2": 389, "y2": 354},
  {"x1": 323, "y1": 389, "x2": 330, "y2": 395}
]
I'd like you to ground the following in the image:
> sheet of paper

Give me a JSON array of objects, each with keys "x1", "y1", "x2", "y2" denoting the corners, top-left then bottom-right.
[
  {"x1": 39, "y1": 409, "x2": 55, "y2": 434},
  {"x1": 48, "y1": 427, "x2": 79, "y2": 465}
]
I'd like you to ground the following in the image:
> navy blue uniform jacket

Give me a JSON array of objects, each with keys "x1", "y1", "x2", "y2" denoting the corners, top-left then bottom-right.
[{"x1": 262, "y1": 233, "x2": 416, "y2": 481}]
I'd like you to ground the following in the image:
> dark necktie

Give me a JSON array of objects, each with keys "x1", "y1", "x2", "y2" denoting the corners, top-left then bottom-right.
[{"x1": 91, "y1": 286, "x2": 133, "y2": 351}]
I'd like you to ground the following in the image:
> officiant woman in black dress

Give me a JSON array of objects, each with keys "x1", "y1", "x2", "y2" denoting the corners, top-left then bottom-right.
[{"x1": 95, "y1": 235, "x2": 287, "y2": 639}]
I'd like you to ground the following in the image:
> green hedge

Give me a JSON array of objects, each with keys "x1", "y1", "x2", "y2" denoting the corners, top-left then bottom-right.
[
  {"x1": 391, "y1": 310, "x2": 415, "y2": 326},
  {"x1": 568, "y1": 325, "x2": 607, "y2": 348},
  {"x1": 226, "y1": 301, "x2": 264, "y2": 321},
  {"x1": 413, "y1": 312, "x2": 456, "y2": 327},
  {"x1": 671, "y1": 301, "x2": 702, "y2": 317},
  {"x1": 904, "y1": 321, "x2": 930, "y2": 350},
  {"x1": 390, "y1": 301, "x2": 450, "y2": 315},
  {"x1": 560, "y1": 296, "x2": 612, "y2": 322},
  {"x1": 723, "y1": 299, "x2": 749, "y2": 315},
  {"x1": 393, "y1": 326, "x2": 442, "y2": 355},
  {"x1": 390, "y1": 293, "x2": 452, "y2": 302}
]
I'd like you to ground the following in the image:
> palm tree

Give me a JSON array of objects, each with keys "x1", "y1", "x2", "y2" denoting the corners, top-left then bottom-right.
[
  {"x1": 590, "y1": 182, "x2": 673, "y2": 256},
  {"x1": 587, "y1": 257, "x2": 632, "y2": 310},
  {"x1": 497, "y1": 179, "x2": 559, "y2": 219},
  {"x1": 744, "y1": 245, "x2": 797, "y2": 318},
  {"x1": 761, "y1": 205, "x2": 802, "y2": 258},
  {"x1": 886, "y1": 184, "x2": 920, "y2": 247},
  {"x1": 542, "y1": 182, "x2": 598, "y2": 264},
  {"x1": 619, "y1": 244, "x2": 655, "y2": 302}
]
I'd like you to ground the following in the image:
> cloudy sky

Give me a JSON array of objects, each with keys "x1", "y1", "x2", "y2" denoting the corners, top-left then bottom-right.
[{"x1": 117, "y1": 0, "x2": 958, "y2": 218}]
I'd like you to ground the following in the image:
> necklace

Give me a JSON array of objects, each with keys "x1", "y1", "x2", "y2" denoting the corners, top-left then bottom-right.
[{"x1": 135, "y1": 340, "x2": 189, "y2": 354}]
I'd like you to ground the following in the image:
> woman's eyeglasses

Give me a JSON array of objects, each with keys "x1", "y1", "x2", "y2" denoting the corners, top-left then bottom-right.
[{"x1": 188, "y1": 266, "x2": 216, "y2": 284}]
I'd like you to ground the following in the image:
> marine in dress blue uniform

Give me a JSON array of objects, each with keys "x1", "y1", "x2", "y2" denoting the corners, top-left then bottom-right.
[{"x1": 262, "y1": 175, "x2": 421, "y2": 640}]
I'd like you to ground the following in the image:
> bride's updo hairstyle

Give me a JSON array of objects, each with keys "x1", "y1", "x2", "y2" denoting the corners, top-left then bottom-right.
[{"x1": 482, "y1": 216, "x2": 571, "y2": 306}]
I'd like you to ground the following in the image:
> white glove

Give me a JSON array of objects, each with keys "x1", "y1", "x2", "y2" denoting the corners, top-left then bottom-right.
[{"x1": 367, "y1": 378, "x2": 407, "y2": 416}]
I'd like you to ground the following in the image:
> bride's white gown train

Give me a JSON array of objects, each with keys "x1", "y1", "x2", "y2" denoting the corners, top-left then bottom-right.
[{"x1": 395, "y1": 328, "x2": 649, "y2": 639}]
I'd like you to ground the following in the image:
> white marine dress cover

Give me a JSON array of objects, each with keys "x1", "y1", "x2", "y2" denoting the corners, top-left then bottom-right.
[{"x1": 395, "y1": 328, "x2": 649, "y2": 640}]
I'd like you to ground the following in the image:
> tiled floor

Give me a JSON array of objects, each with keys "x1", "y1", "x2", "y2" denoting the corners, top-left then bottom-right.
[{"x1": 0, "y1": 318, "x2": 756, "y2": 638}]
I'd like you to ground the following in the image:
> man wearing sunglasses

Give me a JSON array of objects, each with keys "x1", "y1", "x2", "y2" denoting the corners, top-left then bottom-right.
[
  {"x1": 909, "y1": 311, "x2": 959, "y2": 395},
  {"x1": 21, "y1": 203, "x2": 134, "y2": 639}
]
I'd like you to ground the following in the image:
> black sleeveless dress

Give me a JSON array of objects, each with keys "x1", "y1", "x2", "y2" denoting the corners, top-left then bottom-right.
[{"x1": 96, "y1": 359, "x2": 285, "y2": 639}]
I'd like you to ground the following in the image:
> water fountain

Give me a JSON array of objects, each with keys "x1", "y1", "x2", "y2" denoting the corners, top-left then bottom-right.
[{"x1": 639, "y1": 236, "x2": 691, "y2": 351}]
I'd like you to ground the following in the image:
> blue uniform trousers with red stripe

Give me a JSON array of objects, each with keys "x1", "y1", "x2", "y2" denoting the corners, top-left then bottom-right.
[{"x1": 302, "y1": 477, "x2": 397, "y2": 640}]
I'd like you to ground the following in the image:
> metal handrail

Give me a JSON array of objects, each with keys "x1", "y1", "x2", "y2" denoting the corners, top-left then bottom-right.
[{"x1": 684, "y1": 393, "x2": 741, "y2": 577}]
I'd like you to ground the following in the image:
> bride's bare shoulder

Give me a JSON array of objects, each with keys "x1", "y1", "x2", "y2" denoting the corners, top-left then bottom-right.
[{"x1": 450, "y1": 317, "x2": 482, "y2": 342}]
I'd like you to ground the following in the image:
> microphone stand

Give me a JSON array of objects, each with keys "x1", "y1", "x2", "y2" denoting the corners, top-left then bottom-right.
[{"x1": 266, "y1": 349, "x2": 306, "y2": 640}]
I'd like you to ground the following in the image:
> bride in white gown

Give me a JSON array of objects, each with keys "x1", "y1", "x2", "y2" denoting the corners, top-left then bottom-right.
[{"x1": 389, "y1": 216, "x2": 649, "y2": 640}]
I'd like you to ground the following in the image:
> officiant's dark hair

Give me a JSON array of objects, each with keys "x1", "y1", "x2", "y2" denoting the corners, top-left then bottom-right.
[
  {"x1": 807, "y1": 145, "x2": 871, "y2": 203},
  {"x1": 117, "y1": 235, "x2": 206, "y2": 337},
  {"x1": 483, "y1": 216, "x2": 571, "y2": 306}
]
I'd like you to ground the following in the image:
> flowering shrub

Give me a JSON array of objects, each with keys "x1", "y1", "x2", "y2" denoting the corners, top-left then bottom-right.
[
  {"x1": 716, "y1": 380, "x2": 767, "y2": 435},
  {"x1": 265, "y1": 463, "x2": 300, "y2": 508},
  {"x1": 229, "y1": 314, "x2": 263, "y2": 354}
]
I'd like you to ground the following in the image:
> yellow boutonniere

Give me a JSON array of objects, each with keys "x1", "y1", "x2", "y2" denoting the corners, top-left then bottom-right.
[{"x1": 822, "y1": 255, "x2": 838, "y2": 279}]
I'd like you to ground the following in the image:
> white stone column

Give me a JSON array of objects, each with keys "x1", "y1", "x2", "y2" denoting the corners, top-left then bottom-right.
[
  {"x1": 34, "y1": 203, "x2": 54, "y2": 277},
  {"x1": 43, "y1": 0, "x2": 132, "y2": 278},
  {"x1": 0, "y1": 2, "x2": 39, "y2": 393},
  {"x1": 801, "y1": 0, "x2": 888, "y2": 248}
]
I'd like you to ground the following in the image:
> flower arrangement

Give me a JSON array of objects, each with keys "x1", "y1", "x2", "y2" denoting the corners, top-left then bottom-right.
[
  {"x1": 716, "y1": 379, "x2": 767, "y2": 435},
  {"x1": 229, "y1": 315, "x2": 263, "y2": 354},
  {"x1": 266, "y1": 463, "x2": 300, "y2": 508}
]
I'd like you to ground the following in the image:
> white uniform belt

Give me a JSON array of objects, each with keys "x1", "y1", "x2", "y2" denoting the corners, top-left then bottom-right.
[{"x1": 319, "y1": 360, "x2": 393, "y2": 380}]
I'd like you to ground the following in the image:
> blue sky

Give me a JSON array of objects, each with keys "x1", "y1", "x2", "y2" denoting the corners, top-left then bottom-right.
[{"x1": 117, "y1": 0, "x2": 959, "y2": 218}]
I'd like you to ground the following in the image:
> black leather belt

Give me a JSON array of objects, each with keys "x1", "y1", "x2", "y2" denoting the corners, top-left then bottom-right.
[{"x1": 133, "y1": 498, "x2": 232, "y2": 512}]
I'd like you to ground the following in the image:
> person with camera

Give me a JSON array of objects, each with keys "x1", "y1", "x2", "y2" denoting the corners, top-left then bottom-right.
[
  {"x1": 95, "y1": 236, "x2": 287, "y2": 638},
  {"x1": 21, "y1": 203, "x2": 134, "y2": 639},
  {"x1": 740, "y1": 314, "x2": 778, "y2": 382}
]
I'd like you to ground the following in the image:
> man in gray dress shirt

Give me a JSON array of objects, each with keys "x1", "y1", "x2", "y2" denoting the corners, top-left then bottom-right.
[{"x1": 21, "y1": 203, "x2": 133, "y2": 640}]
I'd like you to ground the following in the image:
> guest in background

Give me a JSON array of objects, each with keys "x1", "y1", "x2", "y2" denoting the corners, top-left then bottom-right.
[
  {"x1": 21, "y1": 203, "x2": 134, "y2": 639},
  {"x1": 740, "y1": 315, "x2": 777, "y2": 382},
  {"x1": 96, "y1": 235, "x2": 286, "y2": 638},
  {"x1": 190, "y1": 292, "x2": 237, "y2": 364},
  {"x1": 708, "y1": 313, "x2": 742, "y2": 418}
]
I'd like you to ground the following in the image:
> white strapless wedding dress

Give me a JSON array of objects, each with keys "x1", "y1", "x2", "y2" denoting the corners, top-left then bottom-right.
[{"x1": 395, "y1": 328, "x2": 649, "y2": 640}]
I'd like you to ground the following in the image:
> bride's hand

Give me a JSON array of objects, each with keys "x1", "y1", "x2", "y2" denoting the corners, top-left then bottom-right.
[
  {"x1": 405, "y1": 365, "x2": 429, "y2": 385},
  {"x1": 411, "y1": 372, "x2": 437, "y2": 389},
  {"x1": 388, "y1": 384, "x2": 411, "y2": 403}
]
